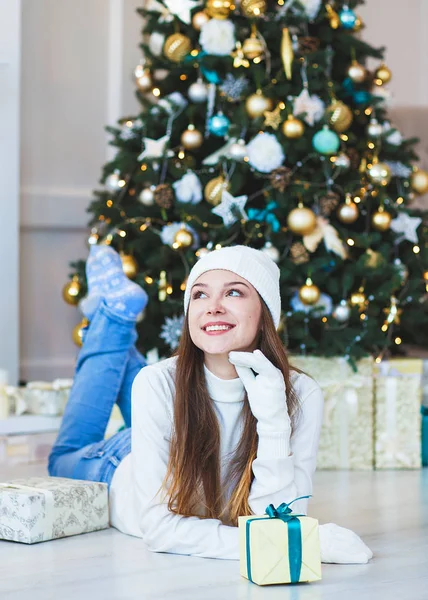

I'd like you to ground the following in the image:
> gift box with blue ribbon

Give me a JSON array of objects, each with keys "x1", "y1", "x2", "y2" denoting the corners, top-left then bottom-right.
[{"x1": 239, "y1": 497, "x2": 322, "y2": 586}]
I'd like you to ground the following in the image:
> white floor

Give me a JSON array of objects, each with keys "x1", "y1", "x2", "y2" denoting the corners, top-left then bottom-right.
[{"x1": 0, "y1": 464, "x2": 427, "y2": 600}]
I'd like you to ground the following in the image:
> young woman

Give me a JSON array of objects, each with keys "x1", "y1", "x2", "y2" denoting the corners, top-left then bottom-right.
[{"x1": 49, "y1": 244, "x2": 372, "y2": 563}]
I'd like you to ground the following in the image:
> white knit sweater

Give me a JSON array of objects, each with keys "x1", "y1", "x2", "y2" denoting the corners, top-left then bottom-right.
[{"x1": 109, "y1": 356, "x2": 324, "y2": 559}]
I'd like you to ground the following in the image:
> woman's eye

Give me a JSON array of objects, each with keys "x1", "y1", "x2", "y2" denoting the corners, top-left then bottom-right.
[
  {"x1": 192, "y1": 291, "x2": 206, "y2": 299},
  {"x1": 228, "y1": 289, "x2": 242, "y2": 297}
]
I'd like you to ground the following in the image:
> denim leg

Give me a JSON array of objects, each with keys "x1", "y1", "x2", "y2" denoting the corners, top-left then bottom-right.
[
  {"x1": 116, "y1": 346, "x2": 147, "y2": 427},
  {"x1": 49, "y1": 302, "x2": 138, "y2": 461}
]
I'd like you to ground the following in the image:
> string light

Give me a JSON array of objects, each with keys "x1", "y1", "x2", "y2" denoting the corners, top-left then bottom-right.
[
  {"x1": 395, "y1": 337, "x2": 402, "y2": 345},
  {"x1": 145, "y1": 276, "x2": 154, "y2": 284},
  {"x1": 152, "y1": 88, "x2": 161, "y2": 97},
  {"x1": 413, "y1": 245, "x2": 420, "y2": 253}
]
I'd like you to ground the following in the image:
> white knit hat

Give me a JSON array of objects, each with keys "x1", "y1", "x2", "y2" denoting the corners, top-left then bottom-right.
[{"x1": 184, "y1": 245, "x2": 281, "y2": 328}]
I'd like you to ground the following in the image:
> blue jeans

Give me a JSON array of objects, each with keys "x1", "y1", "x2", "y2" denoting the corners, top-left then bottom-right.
[{"x1": 48, "y1": 302, "x2": 146, "y2": 488}]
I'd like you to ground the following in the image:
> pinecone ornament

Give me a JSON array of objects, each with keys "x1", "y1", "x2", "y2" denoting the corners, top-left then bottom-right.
[
  {"x1": 154, "y1": 184, "x2": 174, "y2": 209},
  {"x1": 269, "y1": 167, "x2": 292, "y2": 193},
  {"x1": 290, "y1": 242, "x2": 310, "y2": 264},
  {"x1": 319, "y1": 190, "x2": 340, "y2": 216},
  {"x1": 298, "y1": 36, "x2": 320, "y2": 55}
]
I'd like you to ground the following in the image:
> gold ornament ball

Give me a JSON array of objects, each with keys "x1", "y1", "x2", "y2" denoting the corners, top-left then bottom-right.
[
  {"x1": 374, "y1": 63, "x2": 392, "y2": 85},
  {"x1": 205, "y1": 0, "x2": 234, "y2": 19},
  {"x1": 353, "y1": 15, "x2": 364, "y2": 31},
  {"x1": 245, "y1": 92, "x2": 273, "y2": 119},
  {"x1": 242, "y1": 35, "x2": 264, "y2": 60},
  {"x1": 174, "y1": 228, "x2": 194, "y2": 249},
  {"x1": 410, "y1": 169, "x2": 428, "y2": 195},
  {"x1": 298, "y1": 282, "x2": 321, "y2": 306},
  {"x1": 72, "y1": 318, "x2": 89, "y2": 347},
  {"x1": 350, "y1": 291, "x2": 366, "y2": 308},
  {"x1": 181, "y1": 125, "x2": 203, "y2": 150},
  {"x1": 120, "y1": 253, "x2": 138, "y2": 279},
  {"x1": 368, "y1": 162, "x2": 392, "y2": 186},
  {"x1": 192, "y1": 10, "x2": 210, "y2": 29},
  {"x1": 423, "y1": 271, "x2": 428, "y2": 282},
  {"x1": 135, "y1": 69, "x2": 152, "y2": 92},
  {"x1": 347, "y1": 60, "x2": 367, "y2": 84},
  {"x1": 337, "y1": 199, "x2": 359, "y2": 224},
  {"x1": 372, "y1": 208, "x2": 392, "y2": 231},
  {"x1": 326, "y1": 99, "x2": 353, "y2": 133},
  {"x1": 282, "y1": 115, "x2": 305, "y2": 139},
  {"x1": 62, "y1": 278, "x2": 81, "y2": 305},
  {"x1": 241, "y1": 0, "x2": 266, "y2": 17},
  {"x1": 204, "y1": 176, "x2": 230, "y2": 205},
  {"x1": 163, "y1": 33, "x2": 192, "y2": 63},
  {"x1": 287, "y1": 206, "x2": 317, "y2": 236}
]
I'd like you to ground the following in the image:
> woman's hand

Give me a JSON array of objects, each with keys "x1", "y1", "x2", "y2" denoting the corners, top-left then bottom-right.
[
  {"x1": 228, "y1": 349, "x2": 290, "y2": 432},
  {"x1": 319, "y1": 523, "x2": 373, "y2": 564}
]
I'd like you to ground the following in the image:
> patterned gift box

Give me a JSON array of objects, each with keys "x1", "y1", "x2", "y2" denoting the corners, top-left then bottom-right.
[
  {"x1": 239, "y1": 501, "x2": 321, "y2": 586},
  {"x1": 290, "y1": 355, "x2": 374, "y2": 470},
  {"x1": 374, "y1": 358, "x2": 422, "y2": 469},
  {"x1": 0, "y1": 476, "x2": 109, "y2": 544}
]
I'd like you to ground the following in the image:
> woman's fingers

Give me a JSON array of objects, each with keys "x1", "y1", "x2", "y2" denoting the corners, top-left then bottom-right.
[
  {"x1": 233, "y1": 364, "x2": 255, "y2": 388},
  {"x1": 228, "y1": 350, "x2": 277, "y2": 377}
]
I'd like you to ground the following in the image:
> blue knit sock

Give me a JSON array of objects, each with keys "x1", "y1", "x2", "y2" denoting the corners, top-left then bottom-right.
[{"x1": 80, "y1": 246, "x2": 147, "y2": 320}]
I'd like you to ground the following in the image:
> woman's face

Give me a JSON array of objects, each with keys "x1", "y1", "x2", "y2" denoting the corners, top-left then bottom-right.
[{"x1": 188, "y1": 269, "x2": 262, "y2": 357}]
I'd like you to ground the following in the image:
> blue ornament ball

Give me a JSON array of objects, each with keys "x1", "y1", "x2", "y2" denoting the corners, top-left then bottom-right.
[
  {"x1": 354, "y1": 91, "x2": 372, "y2": 105},
  {"x1": 312, "y1": 127, "x2": 340, "y2": 155},
  {"x1": 209, "y1": 112, "x2": 230, "y2": 137},
  {"x1": 339, "y1": 6, "x2": 357, "y2": 29}
]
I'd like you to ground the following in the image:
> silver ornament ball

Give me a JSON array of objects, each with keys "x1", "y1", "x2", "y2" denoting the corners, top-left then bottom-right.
[
  {"x1": 229, "y1": 139, "x2": 247, "y2": 162},
  {"x1": 188, "y1": 79, "x2": 208, "y2": 103},
  {"x1": 334, "y1": 153, "x2": 351, "y2": 169},
  {"x1": 138, "y1": 186, "x2": 155, "y2": 206},
  {"x1": 106, "y1": 171, "x2": 123, "y2": 192},
  {"x1": 367, "y1": 118, "x2": 383, "y2": 138},
  {"x1": 261, "y1": 242, "x2": 280, "y2": 263},
  {"x1": 332, "y1": 299, "x2": 351, "y2": 323}
]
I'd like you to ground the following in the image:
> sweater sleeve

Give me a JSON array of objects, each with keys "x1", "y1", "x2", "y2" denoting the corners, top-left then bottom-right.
[
  {"x1": 248, "y1": 376, "x2": 324, "y2": 516},
  {"x1": 131, "y1": 367, "x2": 240, "y2": 560}
]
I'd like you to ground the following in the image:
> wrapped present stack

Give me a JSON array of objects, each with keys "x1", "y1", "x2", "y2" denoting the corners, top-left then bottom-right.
[
  {"x1": 239, "y1": 499, "x2": 322, "y2": 586},
  {"x1": 290, "y1": 355, "x2": 374, "y2": 470},
  {"x1": 0, "y1": 476, "x2": 109, "y2": 544},
  {"x1": 374, "y1": 358, "x2": 423, "y2": 469}
]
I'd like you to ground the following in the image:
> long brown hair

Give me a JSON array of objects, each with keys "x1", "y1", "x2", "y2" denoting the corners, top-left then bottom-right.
[{"x1": 161, "y1": 298, "x2": 303, "y2": 526}]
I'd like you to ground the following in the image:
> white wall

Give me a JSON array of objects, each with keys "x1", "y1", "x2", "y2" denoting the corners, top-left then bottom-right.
[
  {"x1": 18, "y1": 0, "x2": 428, "y2": 381},
  {"x1": 0, "y1": 0, "x2": 21, "y2": 384},
  {"x1": 20, "y1": 0, "x2": 142, "y2": 381}
]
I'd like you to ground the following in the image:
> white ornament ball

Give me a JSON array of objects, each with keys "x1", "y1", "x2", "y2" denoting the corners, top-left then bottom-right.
[
  {"x1": 246, "y1": 132, "x2": 285, "y2": 173},
  {"x1": 261, "y1": 242, "x2": 280, "y2": 263},
  {"x1": 332, "y1": 300, "x2": 351, "y2": 323},
  {"x1": 229, "y1": 139, "x2": 247, "y2": 161},
  {"x1": 334, "y1": 153, "x2": 351, "y2": 169},
  {"x1": 188, "y1": 79, "x2": 208, "y2": 103},
  {"x1": 367, "y1": 118, "x2": 383, "y2": 138},
  {"x1": 106, "y1": 170, "x2": 124, "y2": 192},
  {"x1": 149, "y1": 32, "x2": 166, "y2": 57},
  {"x1": 199, "y1": 19, "x2": 236, "y2": 56},
  {"x1": 138, "y1": 186, "x2": 155, "y2": 206}
]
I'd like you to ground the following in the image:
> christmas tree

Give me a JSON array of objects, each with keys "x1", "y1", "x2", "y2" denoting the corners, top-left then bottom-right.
[{"x1": 63, "y1": 0, "x2": 428, "y2": 368}]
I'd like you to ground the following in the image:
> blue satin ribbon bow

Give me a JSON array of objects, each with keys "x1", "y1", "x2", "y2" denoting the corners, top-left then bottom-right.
[
  {"x1": 247, "y1": 201, "x2": 281, "y2": 232},
  {"x1": 245, "y1": 495, "x2": 311, "y2": 584}
]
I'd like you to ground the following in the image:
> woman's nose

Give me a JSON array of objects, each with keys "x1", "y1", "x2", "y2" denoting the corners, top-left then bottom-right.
[{"x1": 206, "y1": 297, "x2": 225, "y2": 314}]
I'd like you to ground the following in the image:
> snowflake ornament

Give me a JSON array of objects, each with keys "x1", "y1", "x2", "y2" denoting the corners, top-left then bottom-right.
[
  {"x1": 383, "y1": 122, "x2": 403, "y2": 146},
  {"x1": 138, "y1": 135, "x2": 174, "y2": 161},
  {"x1": 163, "y1": 0, "x2": 201, "y2": 24},
  {"x1": 293, "y1": 88, "x2": 325, "y2": 126},
  {"x1": 384, "y1": 161, "x2": 412, "y2": 178},
  {"x1": 298, "y1": 0, "x2": 322, "y2": 20},
  {"x1": 160, "y1": 314, "x2": 185, "y2": 350},
  {"x1": 220, "y1": 74, "x2": 249, "y2": 102},
  {"x1": 212, "y1": 190, "x2": 248, "y2": 227}
]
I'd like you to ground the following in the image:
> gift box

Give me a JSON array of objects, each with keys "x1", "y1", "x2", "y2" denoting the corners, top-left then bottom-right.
[
  {"x1": 290, "y1": 355, "x2": 374, "y2": 470},
  {"x1": 374, "y1": 358, "x2": 423, "y2": 469},
  {"x1": 239, "y1": 501, "x2": 322, "y2": 586},
  {"x1": 0, "y1": 476, "x2": 109, "y2": 544}
]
